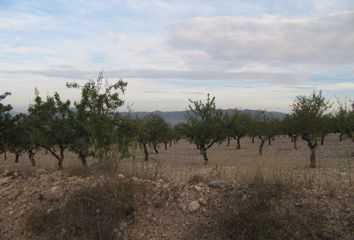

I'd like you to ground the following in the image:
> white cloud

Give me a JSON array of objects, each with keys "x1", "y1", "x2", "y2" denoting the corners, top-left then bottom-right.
[{"x1": 167, "y1": 12, "x2": 354, "y2": 70}]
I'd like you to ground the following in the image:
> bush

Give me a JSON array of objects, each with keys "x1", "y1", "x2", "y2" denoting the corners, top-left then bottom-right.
[
  {"x1": 27, "y1": 179, "x2": 138, "y2": 240},
  {"x1": 207, "y1": 176, "x2": 337, "y2": 240}
]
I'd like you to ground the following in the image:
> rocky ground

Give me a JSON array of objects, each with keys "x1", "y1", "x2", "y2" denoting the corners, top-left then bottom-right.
[{"x1": 0, "y1": 166, "x2": 354, "y2": 240}]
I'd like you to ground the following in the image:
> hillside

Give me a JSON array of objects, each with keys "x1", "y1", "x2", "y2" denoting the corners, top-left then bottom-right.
[{"x1": 124, "y1": 109, "x2": 286, "y2": 125}]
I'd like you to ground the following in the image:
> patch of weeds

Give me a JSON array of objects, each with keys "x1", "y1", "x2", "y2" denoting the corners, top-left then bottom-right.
[
  {"x1": 27, "y1": 179, "x2": 140, "y2": 240},
  {"x1": 205, "y1": 176, "x2": 339, "y2": 240}
]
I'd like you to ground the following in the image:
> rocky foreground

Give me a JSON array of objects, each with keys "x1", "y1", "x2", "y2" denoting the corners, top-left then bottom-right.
[{"x1": 0, "y1": 168, "x2": 354, "y2": 240}]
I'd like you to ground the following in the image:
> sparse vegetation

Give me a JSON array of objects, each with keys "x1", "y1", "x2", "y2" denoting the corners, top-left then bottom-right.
[
  {"x1": 2, "y1": 75, "x2": 354, "y2": 240},
  {"x1": 27, "y1": 179, "x2": 138, "y2": 240}
]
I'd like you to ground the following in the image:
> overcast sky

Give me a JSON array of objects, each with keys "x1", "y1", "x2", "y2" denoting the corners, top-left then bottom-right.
[{"x1": 1, "y1": 0, "x2": 354, "y2": 112}]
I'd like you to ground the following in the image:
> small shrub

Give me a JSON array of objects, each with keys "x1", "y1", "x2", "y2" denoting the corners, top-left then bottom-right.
[
  {"x1": 27, "y1": 179, "x2": 139, "y2": 240},
  {"x1": 207, "y1": 176, "x2": 335, "y2": 240}
]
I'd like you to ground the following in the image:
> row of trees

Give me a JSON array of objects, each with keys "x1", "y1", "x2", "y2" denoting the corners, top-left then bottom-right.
[
  {"x1": 0, "y1": 73, "x2": 185, "y2": 168},
  {"x1": 181, "y1": 92, "x2": 354, "y2": 167},
  {"x1": 1, "y1": 74, "x2": 354, "y2": 169}
]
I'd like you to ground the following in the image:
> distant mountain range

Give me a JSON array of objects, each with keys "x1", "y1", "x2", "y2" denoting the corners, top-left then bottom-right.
[
  {"x1": 124, "y1": 109, "x2": 286, "y2": 125},
  {"x1": 10, "y1": 109, "x2": 286, "y2": 124}
]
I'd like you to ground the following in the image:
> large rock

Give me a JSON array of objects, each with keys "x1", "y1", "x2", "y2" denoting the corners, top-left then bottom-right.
[{"x1": 188, "y1": 201, "x2": 200, "y2": 212}]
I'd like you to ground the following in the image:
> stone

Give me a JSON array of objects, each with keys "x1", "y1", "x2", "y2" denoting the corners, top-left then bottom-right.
[
  {"x1": 198, "y1": 197, "x2": 207, "y2": 206},
  {"x1": 208, "y1": 180, "x2": 228, "y2": 189},
  {"x1": 194, "y1": 185, "x2": 203, "y2": 192},
  {"x1": 117, "y1": 174, "x2": 125, "y2": 179},
  {"x1": 188, "y1": 201, "x2": 200, "y2": 212}
]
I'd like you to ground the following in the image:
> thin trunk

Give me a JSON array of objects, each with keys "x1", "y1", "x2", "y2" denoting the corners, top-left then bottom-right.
[
  {"x1": 339, "y1": 133, "x2": 343, "y2": 142},
  {"x1": 15, "y1": 152, "x2": 20, "y2": 163},
  {"x1": 293, "y1": 136, "x2": 298, "y2": 150},
  {"x1": 153, "y1": 143, "x2": 158, "y2": 154},
  {"x1": 169, "y1": 140, "x2": 172, "y2": 147},
  {"x1": 268, "y1": 137, "x2": 272, "y2": 145},
  {"x1": 310, "y1": 147, "x2": 316, "y2": 168},
  {"x1": 79, "y1": 153, "x2": 87, "y2": 166},
  {"x1": 227, "y1": 137, "x2": 231, "y2": 147},
  {"x1": 58, "y1": 147, "x2": 64, "y2": 169},
  {"x1": 28, "y1": 151, "x2": 36, "y2": 167},
  {"x1": 143, "y1": 143, "x2": 149, "y2": 161},
  {"x1": 321, "y1": 136, "x2": 325, "y2": 145},
  {"x1": 259, "y1": 137, "x2": 265, "y2": 156},
  {"x1": 236, "y1": 137, "x2": 241, "y2": 149},
  {"x1": 252, "y1": 135, "x2": 256, "y2": 143},
  {"x1": 307, "y1": 141, "x2": 317, "y2": 168},
  {"x1": 164, "y1": 142, "x2": 168, "y2": 150},
  {"x1": 4, "y1": 151, "x2": 7, "y2": 160},
  {"x1": 200, "y1": 146, "x2": 208, "y2": 163}
]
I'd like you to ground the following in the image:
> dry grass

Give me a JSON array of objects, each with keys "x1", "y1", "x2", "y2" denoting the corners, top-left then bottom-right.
[
  {"x1": 26, "y1": 178, "x2": 140, "y2": 240},
  {"x1": 204, "y1": 175, "x2": 348, "y2": 240},
  {"x1": 1, "y1": 134, "x2": 353, "y2": 188}
]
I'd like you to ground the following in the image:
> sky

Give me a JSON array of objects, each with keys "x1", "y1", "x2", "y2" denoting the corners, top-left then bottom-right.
[{"x1": 0, "y1": 0, "x2": 354, "y2": 113}]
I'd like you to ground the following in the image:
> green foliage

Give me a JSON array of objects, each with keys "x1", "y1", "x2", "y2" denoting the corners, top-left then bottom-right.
[
  {"x1": 135, "y1": 113, "x2": 169, "y2": 160},
  {"x1": 335, "y1": 100, "x2": 354, "y2": 139},
  {"x1": 0, "y1": 92, "x2": 12, "y2": 157},
  {"x1": 28, "y1": 92, "x2": 74, "y2": 168},
  {"x1": 183, "y1": 94, "x2": 225, "y2": 162},
  {"x1": 224, "y1": 110, "x2": 252, "y2": 149},
  {"x1": 67, "y1": 72, "x2": 128, "y2": 162},
  {"x1": 252, "y1": 110, "x2": 279, "y2": 155}
]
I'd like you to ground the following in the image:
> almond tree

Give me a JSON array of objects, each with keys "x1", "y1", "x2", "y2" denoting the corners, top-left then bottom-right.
[
  {"x1": 291, "y1": 90, "x2": 331, "y2": 168},
  {"x1": 336, "y1": 100, "x2": 354, "y2": 156},
  {"x1": 183, "y1": 94, "x2": 225, "y2": 163},
  {"x1": 0, "y1": 92, "x2": 12, "y2": 160},
  {"x1": 67, "y1": 72, "x2": 128, "y2": 163},
  {"x1": 28, "y1": 92, "x2": 74, "y2": 169},
  {"x1": 227, "y1": 110, "x2": 252, "y2": 149},
  {"x1": 282, "y1": 114, "x2": 300, "y2": 150}
]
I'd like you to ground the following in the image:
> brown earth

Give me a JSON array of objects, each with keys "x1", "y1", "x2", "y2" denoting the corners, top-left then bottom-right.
[{"x1": 0, "y1": 134, "x2": 354, "y2": 239}]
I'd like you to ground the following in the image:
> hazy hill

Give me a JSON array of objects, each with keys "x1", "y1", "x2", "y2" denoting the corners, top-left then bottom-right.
[{"x1": 124, "y1": 109, "x2": 286, "y2": 125}]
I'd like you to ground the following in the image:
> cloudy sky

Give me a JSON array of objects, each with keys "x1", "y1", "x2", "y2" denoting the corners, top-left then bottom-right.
[{"x1": 1, "y1": 0, "x2": 354, "y2": 112}]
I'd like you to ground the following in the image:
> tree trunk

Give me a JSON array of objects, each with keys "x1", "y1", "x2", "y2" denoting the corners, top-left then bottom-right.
[
  {"x1": 169, "y1": 140, "x2": 172, "y2": 147},
  {"x1": 307, "y1": 141, "x2": 317, "y2": 168},
  {"x1": 153, "y1": 143, "x2": 158, "y2": 154},
  {"x1": 268, "y1": 137, "x2": 272, "y2": 145},
  {"x1": 259, "y1": 137, "x2": 265, "y2": 156},
  {"x1": 310, "y1": 147, "x2": 316, "y2": 168},
  {"x1": 15, "y1": 152, "x2": 20, "y2": 163},
  {"x1": 200, "y1": 146, "x2": 208, "y2": 163},
  {"x1": 252, "y1": 136, "x2": 256, "y2": 143},
  {"x1": 236, "y1": 137, "x2": 241, "y2": 149},
  {"x1": 164, "y1": 142, "x2": 168, "y2": 150},
  {"x1": 4, "y1": 151, "x2": 7, "y2": 160},
  {"x1": 321, "y1": 136, "x2": 325, "y2": 145},
  {"x1": 293, "y1": 136, "x2": 298, "y2": 150},
  {"x1": 79, "y1": 153, "x2": 87, "y2": 166},
  {"x1": 28, "y1": 151, "x2": 36, "y2": 167},
  {"x1": 227, "y1": 137, "x2": 231, "y2": 147},
  {"x1": 143, "y1": 143, "x2": 149, "y2": 161},
  {"x1": 339, "y1": 133, "x2": 343, "y2": 142}
]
